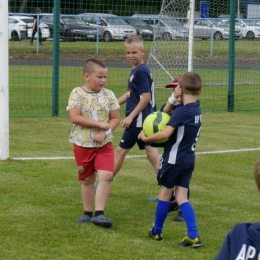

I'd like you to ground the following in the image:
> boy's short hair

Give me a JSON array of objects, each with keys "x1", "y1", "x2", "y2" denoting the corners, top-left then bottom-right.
[
  {"x1": 35, "y1": 7, "x2": 41, "y2": 13},
  {"x1": 254, "y1": 158, "x2": 260, "y2": 192},
  {"x1": 124, "y1": 35, "x2": 144, "y2": 49},
  {"x1": 83, "y1": 59, "x2": 107, "y2": 74},
  {"x1": 178, "y1": 72, "x2": 202, "y2": 95}
]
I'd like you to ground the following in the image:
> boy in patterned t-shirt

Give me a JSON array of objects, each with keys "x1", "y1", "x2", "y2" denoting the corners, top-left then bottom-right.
[{"x1": 67, "y1": 59, "x2": 120, "y2": 228}]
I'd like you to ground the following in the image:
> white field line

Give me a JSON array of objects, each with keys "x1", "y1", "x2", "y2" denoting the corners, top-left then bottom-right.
[{"x1": 12, "y1": 147, "x2": 260, "y2": 161}]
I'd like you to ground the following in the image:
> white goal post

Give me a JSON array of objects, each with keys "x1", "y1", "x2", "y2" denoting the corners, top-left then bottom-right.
[{"x1": 0, "y1": 1, "x2": 9, "y2": 160}]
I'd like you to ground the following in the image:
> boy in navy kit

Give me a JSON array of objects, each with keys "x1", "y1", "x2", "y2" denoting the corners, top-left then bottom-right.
[
  {"x1": 214, "y1": 158, "x2": 260, "y2": 259},
  {"x1": 114, "y1": 35, "x2": 159, "y2": 178},
  {"x1": 138, "y1": 71, "x2": 203, "y2": 247}
]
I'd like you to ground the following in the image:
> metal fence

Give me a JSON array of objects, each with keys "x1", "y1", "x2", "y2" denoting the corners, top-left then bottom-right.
[{"x1": 8, "y1": 0, "x2": 260, "y2": 117}]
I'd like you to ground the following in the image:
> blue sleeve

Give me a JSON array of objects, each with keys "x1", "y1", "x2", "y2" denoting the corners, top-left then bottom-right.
[
  {"x1": 214, "y1": 231, "x2": 231, "y2": 260},
  {"x1": 160, "y1": 103, "x2": 166, "y2": 112}
]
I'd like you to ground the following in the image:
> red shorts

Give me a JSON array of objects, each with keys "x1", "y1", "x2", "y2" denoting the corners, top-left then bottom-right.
[{"x1": 73, "y1": 142, "x2": 114, "y2": 181}]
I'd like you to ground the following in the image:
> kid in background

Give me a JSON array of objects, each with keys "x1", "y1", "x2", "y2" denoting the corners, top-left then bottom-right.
[
  {"x1": 67, "y1": 59, "x2": 120, "y2": 228},
  {"x1": 138, "y1": 72, "x2": 203, "y2": 247},
  {"x1": 113, "y1": 35, "x2": 160, "y2": 179}
]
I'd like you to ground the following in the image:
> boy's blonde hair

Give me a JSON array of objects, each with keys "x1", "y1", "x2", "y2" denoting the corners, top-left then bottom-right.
[
  {"x1": 254, "y1": 158, "x2": 260, "y2": 192},
  {"x1": 83, "y1": 59, "x2": 106, "y2": 74},
  {"x1": 124, "y1": 35, "x2": 144, "y2": 49},
  {"x1": 178, "y1": 72, "x2": 202, "y2": 95}
]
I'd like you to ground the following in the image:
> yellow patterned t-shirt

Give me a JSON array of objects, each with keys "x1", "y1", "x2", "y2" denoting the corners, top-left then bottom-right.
[{"x1": 67, "y1": 87, "x2": 120, "y2": 148}]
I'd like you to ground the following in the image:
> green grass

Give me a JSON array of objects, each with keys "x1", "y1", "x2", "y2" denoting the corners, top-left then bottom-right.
[
  {"x1": 8, "y1": 38, "x2": 260, "y2": 117},
  {"x1": 1, "y1": 112, "x2": 260, "y2": 259},
  {"x1": 9, "y1": 64, "x2": 260, "y2": 118},
  {"x1": 9, "y1": 38, "x2": 260, "y2": 58}
]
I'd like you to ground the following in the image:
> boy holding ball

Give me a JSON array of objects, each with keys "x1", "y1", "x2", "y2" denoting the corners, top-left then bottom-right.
[{"x1": 138, "y1": 72, "x2": 203, "y2": 247}]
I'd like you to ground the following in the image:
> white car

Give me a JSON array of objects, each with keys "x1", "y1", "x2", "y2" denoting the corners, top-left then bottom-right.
[
  {"x1": 8, "y1": 16, "x2": 27, "y2": 41},
  {"x1": 8, "y1": 15, "x2": 50, "y2": 41}
]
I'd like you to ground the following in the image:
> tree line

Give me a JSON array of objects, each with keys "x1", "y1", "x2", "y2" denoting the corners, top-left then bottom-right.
[{"x1": 8, "y1": 0, "x2": 254, "y2": 18}]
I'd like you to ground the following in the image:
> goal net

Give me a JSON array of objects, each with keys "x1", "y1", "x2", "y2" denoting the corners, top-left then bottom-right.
[{"x1": 147, "y1": 0, "x2": 191, "y2": 88}]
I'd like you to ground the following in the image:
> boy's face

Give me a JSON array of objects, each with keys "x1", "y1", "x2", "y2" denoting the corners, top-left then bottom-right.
[
  {"x1": 84, "y1": 65, "x2": 107, "y2": 92},
  {"x1": 125, "y1": 43, "x2": 144, "y2": 68}
]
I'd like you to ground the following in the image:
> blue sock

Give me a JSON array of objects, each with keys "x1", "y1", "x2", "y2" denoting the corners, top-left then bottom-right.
[
  {"x1": 153, "y1": 200, "x2": 169, "y2": 235},
  {"x1": 179, "y1": 202, "x2": 198, "y2": 239}
]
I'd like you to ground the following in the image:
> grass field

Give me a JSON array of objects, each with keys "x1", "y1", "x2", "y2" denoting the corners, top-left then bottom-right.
[
  {"x1": 9, "y1": 64, "x2": 260, "y2": 118},
  {"x1": 1, "y1": 111, "x2": 260, "y2": 259},
  {"x1": 8, "y1": 38, "x2": 260, "y2": 118}
]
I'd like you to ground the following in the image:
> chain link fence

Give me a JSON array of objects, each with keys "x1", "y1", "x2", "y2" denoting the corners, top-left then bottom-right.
[{"x1": 8, "y1": 0, "x2": 260, "y2": 117}]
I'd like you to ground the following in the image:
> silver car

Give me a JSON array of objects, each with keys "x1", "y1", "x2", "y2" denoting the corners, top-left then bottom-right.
[
  {"x1": 225, "y1": 19, "x2": 260, "y2": 40},
  {"x1": 132, "y1": 14, "x2": 188, "y2": 40},
  {"x1": 188, "y1": 18, "x2": 234, "y2": 40},
  {"x1": 78, "y1": 13, "x2": 136, "y2": 42}
]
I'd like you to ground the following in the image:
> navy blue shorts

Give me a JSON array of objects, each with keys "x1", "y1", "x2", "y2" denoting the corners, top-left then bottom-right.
[
  {"x1": 119, "y1": 127, "x2": 152, "y2": 150},
  {"x1": 157, "y1": 158, "x2": 194, "y2": 189}
]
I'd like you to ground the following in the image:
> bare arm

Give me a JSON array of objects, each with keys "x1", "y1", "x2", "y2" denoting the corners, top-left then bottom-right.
[
  {"x1": 33, "y1": 18, "x2": 37, "y2": 30},
  {"x1": 92, "y1": 109, "x2": 120, "y2": 143},
  {"x1": 118, "y1": 93, "x2": 127, "y2": 105},
  {"x1": 138, "y1": 125, "x2": 174, "y2": 143},
  {"x1": 122, "y1": 92, "x2": 151, "y2": 128},
  {"x1": 163, "y1": 86, "x2": 183, "y2": 115},
  {"x1": 107, "y1": 109, "x2": 120, "y2": 131}
]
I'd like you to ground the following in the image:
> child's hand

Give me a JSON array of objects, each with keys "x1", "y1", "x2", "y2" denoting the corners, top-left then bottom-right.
[
  {"x1": 138, "y1": 130, "x2": 146, "y2": 141},
  {"x1": 121, "y1": 115, "x2": 133, "y2": 128},
  {"x1": 99, "y1": 122, "x2": 110, "y2": 130},
  {"x1": 93, "y1": 131, "x2": 106, "y2": 144},
  {"x1": 173, "y1": 85, "x2": 182, "y2": 99}
]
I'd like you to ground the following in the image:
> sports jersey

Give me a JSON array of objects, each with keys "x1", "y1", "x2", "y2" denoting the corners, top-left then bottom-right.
[
  {"x1": 163, "y1": 102, "x2": 202, "y2": 164},
  {"x1": 214, "y1": 222, "x2": 260, "y2": 260},
  {"x1": 67, "y1": 87, "x2": 120, "y2": 148},
  {"x1": 125, "y1": 63, "x2": 155, "y2": 128}
]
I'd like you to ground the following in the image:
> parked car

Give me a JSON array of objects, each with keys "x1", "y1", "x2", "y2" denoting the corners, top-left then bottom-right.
[
  {"x1": 8, "y1": 16, "x2": 26, "y2": 41},
  {"x1": 8, "y1": 15, "x2": 50, "y2": 41},
  {"x1": 78, "y1": 13, "x2": 136, "y2": 42},
  {"x1": 186, "y1": 18, "x2": 242, "y2": 40},
  {"x1": 225, "y1": 19, "x2": 260, "y2": 40},
  {"x1": 122, "y1": 17, "x2": 154, "y2": 40},
  {"x1": 131, "y1": 14, "x2": 188, "y2": 40},
  {"x1": 41, "y1": 14, "x2": 97, "y2": 41}
]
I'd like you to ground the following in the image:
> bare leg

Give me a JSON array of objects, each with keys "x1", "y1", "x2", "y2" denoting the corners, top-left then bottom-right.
[
  {"x1": 145, "y1": 146, "x2": 160, "y2": 175},
  {"x1": 113, "y1": 146, "x2": 129, "y2": 177},
  {"x1": 81, "y1": 173, "x2": 96, "y2": 212},
  {"x1": 95, "y1": 170, "x2": 113, "y2": 211}
]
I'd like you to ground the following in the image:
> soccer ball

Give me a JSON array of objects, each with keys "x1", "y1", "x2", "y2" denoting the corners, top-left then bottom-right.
[{"x1": 142, "y1": 111, "x2": 171, "y2": 143}]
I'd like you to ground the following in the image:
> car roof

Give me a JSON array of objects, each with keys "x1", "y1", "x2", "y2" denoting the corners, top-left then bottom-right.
[
  {"x1": 132, "y1": 14, "x2": 173, "y2": 19},
  {"x1": 10, "y1": 15, "x2": 34, "y2": 19},
  {"x1": 79, "y1": 13, "x2": 117, "y2": 17}
]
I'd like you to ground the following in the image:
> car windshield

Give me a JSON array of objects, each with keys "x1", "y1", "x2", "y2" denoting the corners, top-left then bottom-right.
[
  {"x1": 20, "y1": 18, "x2": 34, "y2": 23},
  {"x1": 161, "y1": 18, "x2": 181, "y2": 27},
  {"x1": 242, "y1": 20, "x2": 259, "y2": 26},
  {"x1": 211, "y1": 19, "x2": 227, "y2": 27},
  {"x1": 104, "y1": 17, "x2": 128, "y2": 25},
  {"x1": 127, "y1": 18, "x2": 148, "y2": 26},
  {"x1": 62, "y1": 17, "x2": 85, "y2": 25},
  {"x1": 252, "y1": 20, "x2": 260, "y2": 26}
]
